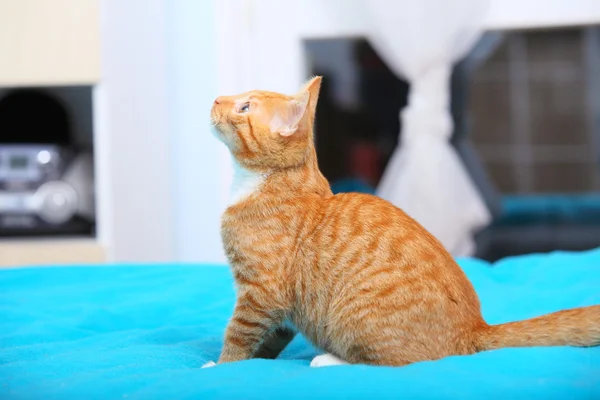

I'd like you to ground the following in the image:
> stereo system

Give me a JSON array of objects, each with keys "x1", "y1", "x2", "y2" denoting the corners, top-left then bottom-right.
[
  {"x1": 0, "y1": 145, "x2": 95, "y2": 236},
  {"x1": 0, "y1": 88, "x2": 96, "y2": 237}
]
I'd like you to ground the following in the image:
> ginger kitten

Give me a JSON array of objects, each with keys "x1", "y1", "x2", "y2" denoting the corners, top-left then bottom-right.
[{"x1": 205, "y1": 77, "x2": 600, "y2": 368}]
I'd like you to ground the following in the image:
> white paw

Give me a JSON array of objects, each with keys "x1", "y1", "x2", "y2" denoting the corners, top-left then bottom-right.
[
  {"x1": 310, "y1": 353, "x2": 348, "y2": 367},
  {"x1": 201, "y1": 360, "x2": 216, "y2": 368}
]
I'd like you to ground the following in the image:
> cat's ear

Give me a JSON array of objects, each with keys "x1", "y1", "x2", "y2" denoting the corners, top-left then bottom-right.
[
  {"x1": 270, "y1": 92, "x2": 309, "y2": 137},
  {"x1": 298, "y1": 76, "x2": 322, "y2": 115}
]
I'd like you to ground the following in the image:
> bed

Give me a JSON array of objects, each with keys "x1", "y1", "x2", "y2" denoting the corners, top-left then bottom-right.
[{"x1": 1, "y1": 249, "x2": 599, "y2": 399}]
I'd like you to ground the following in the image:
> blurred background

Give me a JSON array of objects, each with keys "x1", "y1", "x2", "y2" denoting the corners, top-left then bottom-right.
[{"x1": 1, "y1": 0, "x2": 600, "y2": 266}]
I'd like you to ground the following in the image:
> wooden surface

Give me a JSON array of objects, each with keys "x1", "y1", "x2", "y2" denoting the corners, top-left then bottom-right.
[
  {"x1": 0, "y1": 0, "x2": 101, "y2": 86},
  {"x1": 0, "y1": 238, "x2": 105, "y2": 267}
]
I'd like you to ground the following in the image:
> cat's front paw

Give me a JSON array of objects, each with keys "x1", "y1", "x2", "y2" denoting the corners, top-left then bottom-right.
[
  {"x1": 201, "y1": 360, "x2": 217, "y2": 368},
  {"x1": 310, "y1": 353, "x2": 348, "y2": 367}
]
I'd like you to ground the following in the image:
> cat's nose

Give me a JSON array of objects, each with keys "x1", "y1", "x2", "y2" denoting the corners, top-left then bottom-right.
[{"x1": 214, "y1": 97, "x2": 222, "y2": 105}]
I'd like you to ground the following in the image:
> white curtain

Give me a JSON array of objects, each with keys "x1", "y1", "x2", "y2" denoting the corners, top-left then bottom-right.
[{"x1": 358, "y1": 0, "x2": 492, "y2": 257}]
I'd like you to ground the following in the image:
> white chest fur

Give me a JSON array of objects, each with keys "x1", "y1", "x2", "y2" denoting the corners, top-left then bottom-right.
[{"x1": 228, "y1": 161, "x2": 266, "y2": 207}]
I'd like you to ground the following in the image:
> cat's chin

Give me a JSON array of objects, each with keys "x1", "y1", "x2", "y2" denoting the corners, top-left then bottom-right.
[
  {"x1": 210, "y1": 124, "x2": 236, "y2": 150},
  {"x1": 210, "y1": 125, "x2": 229, "y2": 146},
  {"x1": 210, "y1": 125, "x2": 223, "y2": 139}
]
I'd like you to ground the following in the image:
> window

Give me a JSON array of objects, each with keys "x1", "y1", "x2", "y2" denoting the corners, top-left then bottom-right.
[{"x1": 470, "y1": 28, "x2": 600, "y2": 194}]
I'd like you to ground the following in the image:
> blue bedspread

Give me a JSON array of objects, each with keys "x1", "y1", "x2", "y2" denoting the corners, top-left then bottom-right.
[{"x1": 1, "y1": 250, "x2": 599, "y2": 400}]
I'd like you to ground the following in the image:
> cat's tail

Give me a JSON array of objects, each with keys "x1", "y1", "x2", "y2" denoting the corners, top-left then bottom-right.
[{"x1": 475, "y1": 305, "x2": 600, "y2": 351}]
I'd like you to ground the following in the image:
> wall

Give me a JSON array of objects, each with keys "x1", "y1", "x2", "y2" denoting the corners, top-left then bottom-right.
[
  {"x1": 166, "y1": 0, "x2": 229, "y2": 264},
  {"x1": 484, "y1": 0, "x2": 600, "y2": 29},
  {"x1": 95, "y1": 0, "x2": 175, "y2": 262},
  {"x1": 95, "y1": 0, "x2": 227, "y2": 264}
]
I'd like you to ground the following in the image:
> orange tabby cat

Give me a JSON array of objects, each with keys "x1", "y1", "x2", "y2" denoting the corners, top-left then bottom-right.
[{"x1": 205, "y1": 76, "x2": 600, "y2": 368}]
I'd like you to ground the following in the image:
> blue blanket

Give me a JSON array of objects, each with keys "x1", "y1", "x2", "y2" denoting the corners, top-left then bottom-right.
[{"x1": 1, "y1": 250, "x2": 599, "y2": 399}]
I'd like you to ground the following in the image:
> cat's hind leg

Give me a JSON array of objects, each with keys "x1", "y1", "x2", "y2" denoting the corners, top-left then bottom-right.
[{"x1": 254, "y1": 326, "x2": 296, "y2": 359}]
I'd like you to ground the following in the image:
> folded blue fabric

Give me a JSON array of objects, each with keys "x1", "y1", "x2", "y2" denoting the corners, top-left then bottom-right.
[
  {"x1": 498, "y1": 194, "x2": 600, "y2": 226},
  {"x1": 1, "y1": 249, "x2": 599, "y2": 400}
]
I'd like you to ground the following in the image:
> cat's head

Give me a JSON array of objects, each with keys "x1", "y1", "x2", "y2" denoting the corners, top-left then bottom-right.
[{"x1": 210, "y1": 77, "x2": 322, "y2": 171}]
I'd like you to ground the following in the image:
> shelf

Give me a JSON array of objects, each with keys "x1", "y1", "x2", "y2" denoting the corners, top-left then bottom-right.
[
  {"x1": 0, "y1": 0, "x2": 100, "y2": 86},
  {"x1": 0, "y1": 238, "x2": 105, "y2": 267}
]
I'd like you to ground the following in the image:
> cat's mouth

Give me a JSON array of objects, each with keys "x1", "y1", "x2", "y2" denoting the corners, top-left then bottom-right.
[
  {"x1": 210, "y1": 106, "x2": 221, "y2": 125},
  {"x1": 210, "y1": 107, "x2": 227, "y2": 132}
]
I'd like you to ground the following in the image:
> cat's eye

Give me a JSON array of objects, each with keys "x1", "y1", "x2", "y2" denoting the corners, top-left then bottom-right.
[{"x1": 239, "y1": 102, "x2": 250, "y2": 113}]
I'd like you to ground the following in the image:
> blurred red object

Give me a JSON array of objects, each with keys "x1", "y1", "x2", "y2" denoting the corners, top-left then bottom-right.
[{"x1": 349, "y1": 141, "x2": 381, "y2": 187}]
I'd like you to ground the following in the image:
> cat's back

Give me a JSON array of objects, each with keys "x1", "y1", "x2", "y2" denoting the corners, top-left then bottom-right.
[
  {"x1": 304, "y1": 190, "x2": 461, "y2": 297},
  {"x1": 316, "y1": 191, "x2": 471, "y2": 287},
  {"x1": 320, "y1": 191, "x2": 439, "y2": 245}
]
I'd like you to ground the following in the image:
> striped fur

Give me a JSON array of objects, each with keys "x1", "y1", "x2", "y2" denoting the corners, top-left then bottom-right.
[{"x1": 209, "y1": 76, "x2": 600, "y2": 367}]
